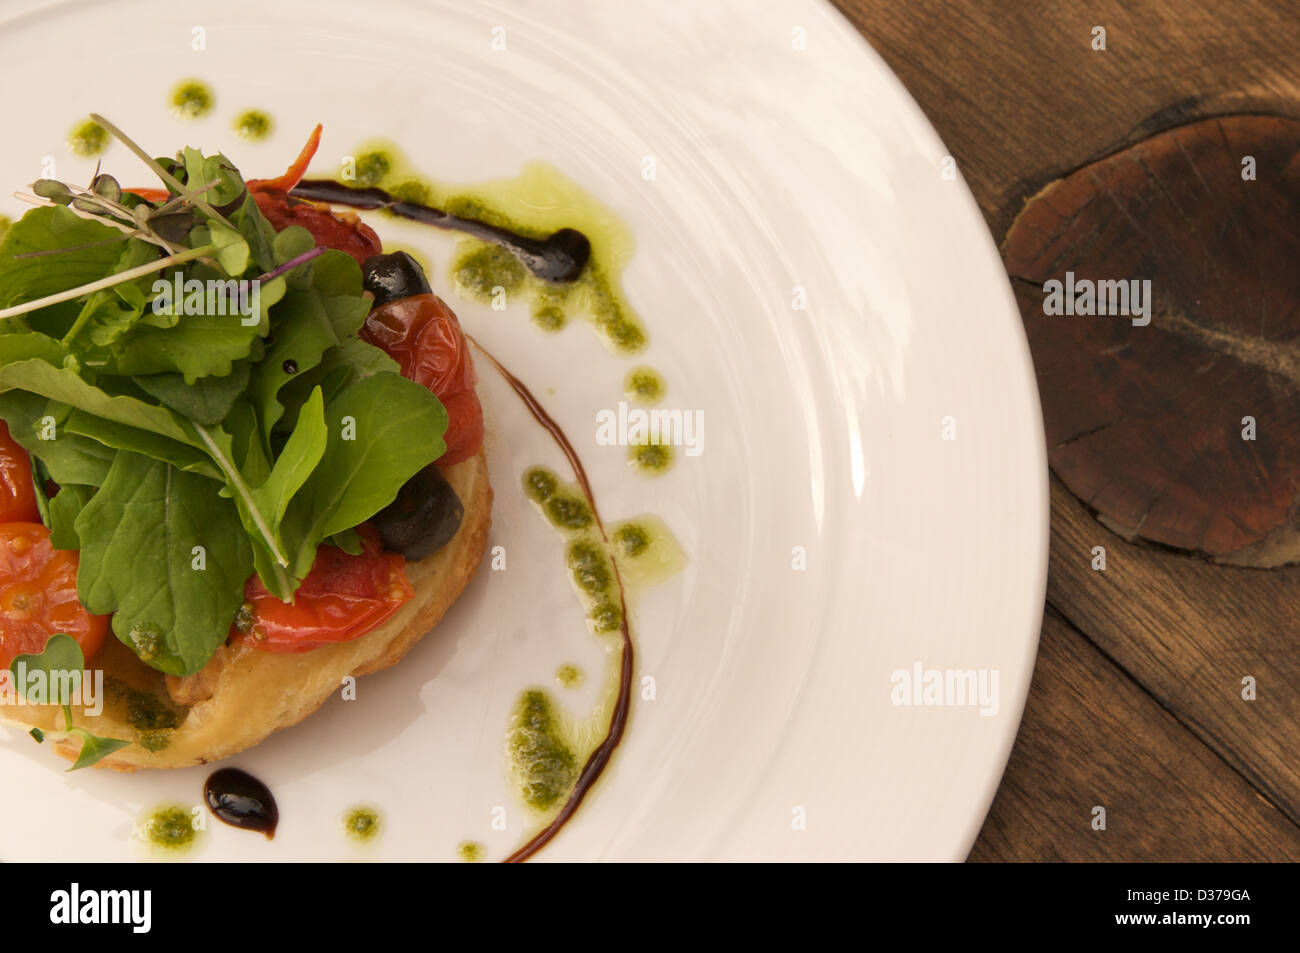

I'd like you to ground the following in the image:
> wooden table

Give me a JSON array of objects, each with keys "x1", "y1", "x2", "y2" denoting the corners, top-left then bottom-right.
[{"x1": 832, "y1": 0, "x2": 1300, "y2": 860}]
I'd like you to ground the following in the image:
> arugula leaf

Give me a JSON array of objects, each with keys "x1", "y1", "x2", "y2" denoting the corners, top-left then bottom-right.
[
  {"x1": 0, "y1": 357, "x2": 199, "y2": 446},
  {"x1": 0, "y1": 206, "x2": 125, "y2": 308},
  {"x1": 246, "y1": 250, "x2": 370, "y2": 441},
  {"x1": 29, "y1": 454, "x2": 53, "y2": 526},
  {"x1": 64, "y1": 238, "x2": 159, "y2": 350},
  {"x1": 0, "y1": 391, "x2": 115, "y2": 486},
  {"x1": 0, "y1": 329, "x2": 65, "y2": 364},
  {"x1": 74, "y1": 452, "x2": 254, "y2": 676},
  {"x1": 281, "y1": 372, "x2": 447, "y2": 577},
  {"x1": 9, "y1": 633, "x2": 131, "y2": 770},
  {"x1": 226, "y1": 387, "x2": 328, "y2": 601},
  {"x1": 63, "y1": 409, "x2": 217, "y2": 477},
  {"x1": 274, "y1": 338, "x2": 398, "y2": 434},
  {"x1": 48, "y1": 483, "x2": 95, "y2": 549},
  {"x1": 247, "y1": 288, "x2": 341, "y2": 436},
  {"x1": 135, "y1": 361, "x2": 252, "y2": 425},
  {"x1": 222, "y1": 398, "x2": 270, "y2": 484},
  {"x1": 328, "y1": 528, "x2": 364, "y2": 554},
  {"x1": 232, "y1": 194, "x2": 278, "y2": 273}
]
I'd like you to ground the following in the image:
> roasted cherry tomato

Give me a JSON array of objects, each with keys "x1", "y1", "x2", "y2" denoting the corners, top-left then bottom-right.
[
  {"x1": 361, "y1": 293, "x2": 484, "y2": 465},
  {"x1": 0, "y1": 422, "x2": 40, "y2": 523},
  {"x1": 251, "y1": 190, "x2": 383, "y2": 265},
  {"x1": 0, "y1": 523, "x2": 109, "y2": 670},
  {"x1": 237, "y1": 525, "x2": 414, "y2": 653}
]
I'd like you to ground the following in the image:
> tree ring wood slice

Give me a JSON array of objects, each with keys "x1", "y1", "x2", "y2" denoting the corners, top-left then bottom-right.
[{"x1": 1003, "y1": 115, "x2": 1300, "y2": 567}]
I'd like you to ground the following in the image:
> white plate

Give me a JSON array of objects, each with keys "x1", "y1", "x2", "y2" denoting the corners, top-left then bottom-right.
[{"x1": 0, "y1": 0, "x2": 1047, "y2": 861}]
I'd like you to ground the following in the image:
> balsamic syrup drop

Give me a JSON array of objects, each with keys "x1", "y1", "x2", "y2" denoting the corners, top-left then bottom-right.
[{"x1": 204, "y1": 767, "x2": 280, "y2": 839}]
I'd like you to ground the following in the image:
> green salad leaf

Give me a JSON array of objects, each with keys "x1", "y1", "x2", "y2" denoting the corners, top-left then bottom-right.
[
  {"x1": 74, "y1": 452, "x2": 255, "y2": 676},
  {"x1": 0, "y1": 207, "x2": 126, "y2": 309},
  {"x1": 0, "y1": 129, "x2": 452, "y2": 679}
]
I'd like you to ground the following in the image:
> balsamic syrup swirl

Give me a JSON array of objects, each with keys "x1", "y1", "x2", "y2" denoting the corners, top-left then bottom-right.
[{"x1": 466, "y1": 335, "x2": 635, "y2": 863}]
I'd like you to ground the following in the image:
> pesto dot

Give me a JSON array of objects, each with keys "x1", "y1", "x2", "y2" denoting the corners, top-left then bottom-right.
[
  {"x1": 523, "y1": 466, "x2": 558, "y2": 503},
  {"x1": 556, "y1": 664, "x2": 583, "y2": 688},
  {"x1": 508, "y1": 690, "x2": 577, "y2": 811},
  {"x1": 606, "y1": 319, "x2": 646, "y2": 352},
  {"x1": 458, "y1": 840, "x2": 485, "y2": 862},
  {"x1": 388, "y1": 179, "x2": 433, "y2": 206},
  {"x1": 629, "y1": 442, "x2": 673, "y2": 474},
  {"x1": 343, "y1": 806, "x2": 383, "y2": 842},
  {"x1": 588, "y1": 601, "x2": 623, "y2": 633},
  {"x1": 613, "y1": 523, "x2": 651, "y2": 558},
  {"x1": 567, "y1": 539, "x2": 612, "y2": 594},
  {"x1": 146, "y1": 807, "x2": 195, "y2": 850},
  {"x1": 625, "y1": 367, "x2": 664, "y2": 404},
  {"x1": 170, "y1": 80, "x2": 214, "y2": 119},
  {"x1": 545, "y1": 494, "x2": 593, "y2": 530},
  {"x1": 68, "y1": 120, "x2": 108, "y2": 158},
  {"x1": 233, "y1": 109, "x2": 273, "y2": 142},
  {"x1": 454, "y1": 244, "x2": 525, "y2": 299},
  {"x1": 531, "y1": 305, "x2": 567, "y2": 332},
  {"x1": 353, "y1": 151, "x2": 392, "y2": 187}
]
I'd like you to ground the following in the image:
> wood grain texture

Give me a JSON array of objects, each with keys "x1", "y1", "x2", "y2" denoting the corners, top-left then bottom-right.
[
  {"x1": 970, "y1": 611, "x2": 1300, "y2": 862},
  {"x1": 829, "y1": 0, "x2": 1300, "y2": 860}
]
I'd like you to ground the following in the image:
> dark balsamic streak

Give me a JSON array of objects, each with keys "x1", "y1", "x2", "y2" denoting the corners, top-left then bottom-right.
[
  {"x1": 290, "y1": 179, "x2": 592, "y2": 284},
  {"x1": 466, "y1": 334, "x2": 634, "y2": 864}
]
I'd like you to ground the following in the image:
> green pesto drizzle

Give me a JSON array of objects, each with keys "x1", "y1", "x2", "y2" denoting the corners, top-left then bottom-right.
[
  {"x1": 507, "y1": 688, "x2": 578, "y2": 811},
  {"x1": 68, "y1": 120, "x2": 107, "y2": 157},
  {"x1": 522, "y1": 465, "x2": 620, "y2": 635},
  {"x1": 233, "y1": 109, "x2": 273, "y2": 142},
  {"x1": 170, "y1": 79, "x2": 214, "y2": 119},
  {"x1": 104, "y1": 676, "x2": 184, "y2": 751},
  {"x1": 344, "y1": 141, "x2": 647, "y2": 353}
]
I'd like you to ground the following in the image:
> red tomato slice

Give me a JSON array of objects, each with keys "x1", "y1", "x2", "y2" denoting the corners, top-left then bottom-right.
[
  {"x1": 0, "y1": 523, "x2": 108, "y2": 670},
  {"x1": 361, "y1": 293, "x2": 484, "y2": 465},
  {"x1": 0, "y1": 422, "x2": 39, "y2": 524},
  {"x1": 237, "y1": 525, "x2": 413, "y2": 653}
]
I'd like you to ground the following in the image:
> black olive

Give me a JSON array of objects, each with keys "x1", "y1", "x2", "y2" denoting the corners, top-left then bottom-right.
[
  {"x1": 204, "y1": 767, "x2": 279, "y2": 839},
  {"x1": 372, "y1": 464, "x2": 463, "y2": 560},
  {"x1": 362, "y1": 251, "x2": 432, "y2": 307}
]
